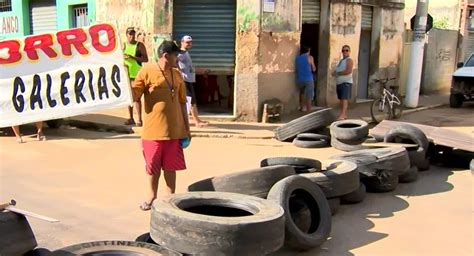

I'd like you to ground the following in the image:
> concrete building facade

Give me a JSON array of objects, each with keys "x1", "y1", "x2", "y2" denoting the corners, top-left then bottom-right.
[{"x1": 2, "y1": 0, "x2": 406, "y2": 122}]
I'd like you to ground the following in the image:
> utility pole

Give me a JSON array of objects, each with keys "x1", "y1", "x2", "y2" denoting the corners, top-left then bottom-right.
[{"x1": 405, "y1": 0, "x2": 429, "y2": 108}]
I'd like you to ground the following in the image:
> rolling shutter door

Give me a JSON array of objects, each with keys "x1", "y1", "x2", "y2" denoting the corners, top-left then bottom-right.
[
  {"x1": 302, "y1": 0, "x2": 321, "y2": 24},
  {"x1": 173, "y1": 0, "x2": 236, "y2": 73},
  {"x1": 29, "y1": 0, "x2": 57, "y2": 35},
  {"x1": 361, "y1": 6, "x2": 373, "y2": 30}
]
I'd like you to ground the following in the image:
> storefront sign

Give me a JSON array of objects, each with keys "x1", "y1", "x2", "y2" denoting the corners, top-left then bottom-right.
[
  {"x1": 263, "y1": 0, "x2": 275, "y2": 13},
  {"x1": 0, "y1": 15, "x2": 19, "y2": 35}
]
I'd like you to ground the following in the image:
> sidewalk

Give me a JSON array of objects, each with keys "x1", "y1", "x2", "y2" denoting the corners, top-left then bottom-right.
[{"x1": 65, "y1": 93, "x2": 449, "y2": 139}]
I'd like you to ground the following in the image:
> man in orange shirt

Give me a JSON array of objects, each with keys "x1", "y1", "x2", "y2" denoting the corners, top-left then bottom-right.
[{"x1": 131, "y1": 41, "x2": 191, "y2": 211}]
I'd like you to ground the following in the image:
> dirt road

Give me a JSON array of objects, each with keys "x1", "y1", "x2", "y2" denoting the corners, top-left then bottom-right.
[{"x1": 0, "y1": 106, "x2": 472, "y2": 255}]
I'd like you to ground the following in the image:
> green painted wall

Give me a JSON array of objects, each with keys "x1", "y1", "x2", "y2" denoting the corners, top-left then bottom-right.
[
  {"x1": 57, "y1": 0, "x2": 96, "y2": 30},
  {"x1": 0, "y1": 0, "x2": 29, "y2": 40}
]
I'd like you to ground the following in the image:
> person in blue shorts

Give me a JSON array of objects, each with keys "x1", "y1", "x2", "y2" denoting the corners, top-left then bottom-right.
[
  {"x1": 334, "y1": 45, "x2": 354, "y2": 120},
  {"x1": 295, "y1": 46, "x2": 316, "y2": 112}
]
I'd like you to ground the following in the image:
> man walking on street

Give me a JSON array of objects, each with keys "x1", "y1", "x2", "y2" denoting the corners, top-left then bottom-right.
[
  {"x1": 131, "y1": 41, "x2": 191, "y2": 211},
  {"x1": 295, "y1": 46, "x2": 316, "y2": 112},
  {"x1": 334, "y1": 45, "x2": 354, "y2": 120},
  {"x1": 178, "y1": 35, "x2": 209, "y2": 127},
  {"x1": 124, "y1": 27, "x2": 148, "y2": 127}
]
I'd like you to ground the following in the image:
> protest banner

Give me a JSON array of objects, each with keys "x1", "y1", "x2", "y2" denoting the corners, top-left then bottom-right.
[{"x1": 0, "y1": 23, "x2": 132, "y2": 127}]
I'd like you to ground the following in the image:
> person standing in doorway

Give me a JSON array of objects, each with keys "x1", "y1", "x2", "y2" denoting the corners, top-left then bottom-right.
[
  {"x1": 334, "y1": 45, "x2": 354, "y2": 120},
  {"x1": 132, "y1": 41, "x2": 191, "y2": 211},
  {"x1": 177, "y1": 35, "x2": 209, "y2": 127},
  {"x1": 124, "y1": 27, "x2": 149, "y2": 127},
  {"x1": 295, "y1": 46, "x2": 316, "y2": 112}
]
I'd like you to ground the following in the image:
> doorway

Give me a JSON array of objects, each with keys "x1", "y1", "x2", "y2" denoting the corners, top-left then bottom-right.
[{"x1": 357, "y1": 6, "x2": 373, "y2": 100}]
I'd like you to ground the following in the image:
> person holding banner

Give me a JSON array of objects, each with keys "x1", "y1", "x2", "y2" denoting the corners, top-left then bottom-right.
[
  {"x1": 131, "y1": 41, "x2": 191, "y2": 211},
  {"x1": 124, "y1": 27, "x2": 148, "y2": 127},
  {"x1": 11, "y1": 122, "x2": 45, "y2": 143}
]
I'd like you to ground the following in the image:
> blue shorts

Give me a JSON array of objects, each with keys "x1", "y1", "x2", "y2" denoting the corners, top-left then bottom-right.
[
  {"x1": 297, "y1": 81, "x2": 315, "y2": 101},
  {"x1": 337, "y1": 83, "x2": 352, "y2": 100}
]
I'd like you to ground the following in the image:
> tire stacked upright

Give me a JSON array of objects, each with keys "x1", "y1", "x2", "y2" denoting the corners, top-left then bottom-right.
[{"x1": 384, "y1": 124, "x2": 430, "y2": 181}]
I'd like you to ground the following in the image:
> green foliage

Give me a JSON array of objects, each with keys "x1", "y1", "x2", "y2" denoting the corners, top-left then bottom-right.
[{"x1": 433, "y1": 16, "x2": 451, "y2": 30}]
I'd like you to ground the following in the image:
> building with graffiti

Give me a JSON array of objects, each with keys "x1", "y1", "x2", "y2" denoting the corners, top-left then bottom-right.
[{"x1": 2, "y1": 0, "x2": 407, "y2": 122}]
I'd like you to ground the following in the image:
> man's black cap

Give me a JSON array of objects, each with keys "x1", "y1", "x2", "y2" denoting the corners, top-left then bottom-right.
[
  {"x1": 158, "y1": 40, "x2": 180, "y2": 56},
  {"x1": 126, "y1": 27, "x2": 136, "y2": 34}
]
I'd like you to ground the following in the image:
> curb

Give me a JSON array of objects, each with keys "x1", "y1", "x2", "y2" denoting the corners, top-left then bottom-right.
[
  {"x1": 65, "y1": 119, "x2": 276, "y2": 139},
  {"x1": 360, "y1": 103, "x2": 445, "y2": 122}
]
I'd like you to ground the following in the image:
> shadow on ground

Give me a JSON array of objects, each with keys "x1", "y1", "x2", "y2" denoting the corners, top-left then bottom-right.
[{"x1": 272, "y1": 165, "x2": 456, "y2": 256}]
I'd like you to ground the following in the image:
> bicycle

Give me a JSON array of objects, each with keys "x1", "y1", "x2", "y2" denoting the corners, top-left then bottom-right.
[{"x1": 370, "y1": 78, "x2": 403, "y2": 123}]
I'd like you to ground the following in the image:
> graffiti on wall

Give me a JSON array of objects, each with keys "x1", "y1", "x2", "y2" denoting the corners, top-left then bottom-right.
[
  {"x1": 436, "y1": 49, "x2": 452, "y2": 62},
  {"x1": 0, "y1": 16, "x2": 19, "y2": 35},
  {"x1": 382, "y1": 10, "x2": 402, "y2": 40},
  {"x1": 331, "y1": 5, "x2": 358, "y2": 35},
  {"x1": 262, "y1": 13, "x2": 291, "y2": 32},
  {"x1": 238, "y1": 6, "x2": 259, "y2": 33}
]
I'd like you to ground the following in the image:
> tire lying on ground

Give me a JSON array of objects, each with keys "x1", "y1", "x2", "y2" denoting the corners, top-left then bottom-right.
[
  {"x1": 293, "y1": 133, "x2": 330, "y2": 148},
  {"x1": 188, "y1": 165, "x2": 295, "y2": 198},
  {"x1": 267, "y1": 175, "x2": 332, "y2": 251},
  {"x1": 260, "y1": 157, "x2": 322, "y2": 173},
  {"x1": 384, "y1": 124, "x2": 430, "y2": 169},
  {"x1": 53, "y1": 241, "x2": 181, "y2": 255},
  {"x1": 275, "y1": 108, "x2": 336, "y2": 142},
  {"x1": 399, "y1": 166, "x2": 419, "y2": 183},
  {"x1": 330, "y1": 136, "x2": 366, "y2": 152},
  {"x1": 135, "y1": 232, "x2": 156, "y2": 244},
  {"x1": 151, "y1": 192, "x2": 285, "y2": 255},
  {"x1": 0, "y1": 211, "x2": 37, "y2": 256},
  {"x1": 327, "y1": 197, "x2": 341, "y2": 216},
  {"x1": 330, "y1": 119, "x2": 369, "y2": 141},
  {"x1": 361, "y1": 170, "x2": 399, "y2": 193},
  {"x1": 299, "y1": 160, "x2": 359, "y2": 198},
  {"x1": 24, "y1": 248, "x2": 52, "y2": 256},
  {"x1": 340, "y1": 183, "x2": 367, "y2": 204},
  {"x1": 330, "y1": 147, "x2": 410, "y2": 177}
]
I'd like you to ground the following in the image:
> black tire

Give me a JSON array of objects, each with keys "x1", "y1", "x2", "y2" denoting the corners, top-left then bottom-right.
[
  {"x1": 391, "y1": 99, "x2": 403, "y2": 119},
  {"x1": 327, "y1": 198, "x2": 341, "y2": 216},
  {"x1": 399, "y1": 166, "x2": 419, "y2": 183},
  {"x1": 53, "y1": 241, "x2": 181, "y2": 255},
  {"x1": 293, "y1": 133, "x2": 330, "y2": 148},
  {"x1": 0, "y1": 211, "x2": 37, "y2": 256},
  {"x1": 267, "y1": 176, "x2": 332, "y2": 251},
  {"x1": 151, "y1": 192, "x2": 285, "y2": 255},
  {"x1": 384, "y1": 124, "x2": 430, "y2": 154},
  {"x1": 300, "y1": 160, "x2": 359, "y2": 198},
  {"x1": 188, "y1": 165, "x2": 295, "y2": 198},
  {"x1": 361, "y1": 170, "x2": 399, "y2": 193},
  {"x1": 46, "y1": 119, "x2": 62, "y2": 129},
  {"x1": 260, "y1": 157, "x2": 322, "y2": 173},
  {"x1": 24, "y1": 248, "x2": 52, "y2": 256},
  {"x1": 340, "y1": 183, "x2": 366, "y2": 204},
  {"x1": 135, "y1": 232, "x2": 157, "y2": 244},
  {"x1": 275, "y1": 108, "x2": 336, "y2": 141},
  {"x1": 330, "y1": 136, "x2": 365, "y2": 152},
  {"x1": 330, "y1": 119, "x2": 369, "y2": 141},
  {"x1": 449, "y1": 93, "x2": 463, "y2": 108},
  {"x1": 371, "y1": 98, "x2": 392, "y2": 123},
  {"x1": 364, "y1": 135, "x2": 378, "y2": 143},
  {"x1": 408, "y1": 150, "x2": 430, "y2": 171}
]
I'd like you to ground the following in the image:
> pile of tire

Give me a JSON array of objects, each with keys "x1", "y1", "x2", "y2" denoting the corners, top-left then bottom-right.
[
  {"x1": 274, "y1": 108, "x2": 336, "y2": 149},
  {"x1": 331, "y1": 147, "x2": 411, "y2": 192},
  {"x1": 177, "y1": 157, "x2": 363, "y2": 253},
  {"x1": 330, "y1": 119, "x2": 370, "y2": 152}
]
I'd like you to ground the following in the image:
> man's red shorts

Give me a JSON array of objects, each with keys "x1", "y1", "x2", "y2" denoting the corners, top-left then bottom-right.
[{"x1": 142, "y1": 139, "x2": 186, "y2": 175}]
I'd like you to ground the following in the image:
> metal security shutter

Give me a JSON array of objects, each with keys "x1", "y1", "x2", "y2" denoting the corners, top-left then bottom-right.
[
  {"x1": 173, "y1": 0, "x2": 236, "y2": 73},
  {"x1": 361, "y1": 6, "x2": 373, "y2": 30},
  {"x1": 302, "y1": 0, "x2": 321, "y2": 24},
  {"x1": 29, "y1": 0, "x2": 57, "y2": 35},
  {"x1": 466, "y1": 32, "x2": 474, "y2": 57}
]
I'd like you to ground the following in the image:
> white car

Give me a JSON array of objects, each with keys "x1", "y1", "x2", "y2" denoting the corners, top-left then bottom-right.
[{"x1": 450, "y1": 53, "x2": 474, "y2": 108}]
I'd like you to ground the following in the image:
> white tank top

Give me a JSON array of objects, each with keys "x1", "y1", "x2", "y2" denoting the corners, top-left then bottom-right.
[{"x1": 336, "y1": 57, "x2": 353, "y2": 85}]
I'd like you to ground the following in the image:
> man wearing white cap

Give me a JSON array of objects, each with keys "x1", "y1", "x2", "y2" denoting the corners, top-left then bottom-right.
[{"x1": 178, "y1": 35, "x2": 209, "y2": 127}]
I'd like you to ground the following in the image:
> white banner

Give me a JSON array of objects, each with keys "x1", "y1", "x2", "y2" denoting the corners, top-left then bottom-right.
[{"x1": 0, "y1": 23, "x2": 132, "y2": 128}]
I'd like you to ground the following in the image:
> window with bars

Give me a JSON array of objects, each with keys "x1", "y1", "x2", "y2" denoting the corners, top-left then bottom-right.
[
  {"x1": 0, "y1": 0, "x2": 12, "y2": 12},
  {"x1": 72, "y1": 4, "x2": 89, "y2": 28}
]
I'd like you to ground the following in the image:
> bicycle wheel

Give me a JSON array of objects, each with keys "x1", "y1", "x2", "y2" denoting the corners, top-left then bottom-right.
[
  {"x1": 371, "y1": 98, "x2": 392, "y2": 123},
  {"x1": 391, "y1": 96, "x2": 403, "y2": 119}
]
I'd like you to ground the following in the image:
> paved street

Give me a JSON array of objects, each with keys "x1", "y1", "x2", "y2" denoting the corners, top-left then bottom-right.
[{"x1": 0, "y1": 105, "x2": 473, "y2": 255}]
